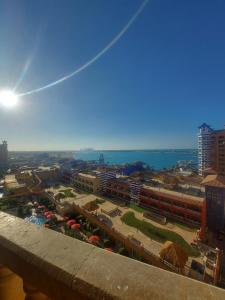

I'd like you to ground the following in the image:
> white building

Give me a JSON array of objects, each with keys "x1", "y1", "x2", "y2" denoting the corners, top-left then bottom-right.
[{"x1": 198, "y1": 123, "x2": 213, "y2": 176}]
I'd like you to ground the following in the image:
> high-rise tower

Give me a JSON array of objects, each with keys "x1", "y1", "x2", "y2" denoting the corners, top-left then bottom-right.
[
  {"x1": 99, "y1": 153, "x2": 105, "y2": 165},
  {"x1": 198, "y1": 124, "x2": 225, "y2": 176},
  {"x1": 0, "y1": 140, "x2": 8, "y2": 166},
  {"x1": 198, "y1": 123, "x2": 214, "y2": 176}
]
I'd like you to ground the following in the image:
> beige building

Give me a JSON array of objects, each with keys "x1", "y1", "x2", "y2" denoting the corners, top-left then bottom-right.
[
  {"x1": 73, "y1": 172, "x2": 100, "y2": 193},
  {"x1": 4, "y1": 174, "x2": 27, "y2": 194},
  {"x1": 35, "y1": 166, "x2": 60, "y2": 181}
]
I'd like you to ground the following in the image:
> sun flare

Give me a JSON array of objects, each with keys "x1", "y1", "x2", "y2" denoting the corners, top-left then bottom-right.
[{"x1": 0, "y1": 90, "x2": 18, "y2": 108}]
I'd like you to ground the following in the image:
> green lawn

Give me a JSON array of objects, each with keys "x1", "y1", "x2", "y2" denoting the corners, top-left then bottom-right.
[
  {"x1": 94, "y1": 198, "x2": 105, "y2": 205},
  {"x1": 59, "y1": 189, "x2": 75, "y2": 198},
  {"x1": 129, "y1": 204, "x2": 145, "y2": 213},
  {"x1": 121, "y1": 212, "x2": 199, "y2": 257}
]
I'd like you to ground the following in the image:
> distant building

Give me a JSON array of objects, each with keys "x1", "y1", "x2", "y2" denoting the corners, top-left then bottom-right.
[
  {"x1": 120, "y1": 161, "x2": 144, "y2": 176},
  {"x1": 35, "y1": 166, "x2": 60, "y2": 181},
  {"x1": 73, "y1": 172, "x2": 101, "y2": 193},
  {"x1": 4, "y1": 174, "x2": 27, "y2": 194},
  {"x1": 198, "y1": 124, "x2": 225, "y2": 176},
  {"x1": 99, "y1": 153, "x2": 105, "y2": 165},
  {"x1": 198, "y1": 123, "x2": 214, "y2": 176},
  {"x1": 97, "y1": 171, "x2": 116, "y2": 192},
  {"x1": 0, "y1": 140, "x2": 8, "y2": 166}
]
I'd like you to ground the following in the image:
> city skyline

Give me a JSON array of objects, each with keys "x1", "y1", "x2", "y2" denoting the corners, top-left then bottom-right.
[{"x1": 1, "y1": 0, "x2": 225, "y2": 151}]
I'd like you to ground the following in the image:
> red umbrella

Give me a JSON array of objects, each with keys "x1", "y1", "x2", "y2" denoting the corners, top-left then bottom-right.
[
  {"x1": 104, "y1": 248, "x2": 113, "y2": 252},
  {"x1": 71, "y1": 223, "x2": 81, "y2": 230},
  {"x1": 67, "y1": 219, "x2": 76, "y2": 227},
  {"x1": 46, "y1": 213, "x2": 55, "y2": 219},
  {"x1": 89, "y1": 235, "x2": 100, "y2": 243},
  {"x1": 38, "y1": 205, "x2": 45, "y2": 209}
]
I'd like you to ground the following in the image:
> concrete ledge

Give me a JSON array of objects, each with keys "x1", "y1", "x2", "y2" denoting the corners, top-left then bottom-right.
[{"x1": 0, "y1": 212, "x2": 224, "y2": 300}]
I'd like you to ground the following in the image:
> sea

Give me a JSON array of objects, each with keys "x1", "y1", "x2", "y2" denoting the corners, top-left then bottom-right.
[{"x1": 74, "y1": 149, "x2": 198, "y2": 170}]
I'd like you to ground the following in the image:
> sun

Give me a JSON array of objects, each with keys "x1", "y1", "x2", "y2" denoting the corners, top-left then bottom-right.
[{"x1": 0, "y1": 90, "x2": 18, "y2": 108}]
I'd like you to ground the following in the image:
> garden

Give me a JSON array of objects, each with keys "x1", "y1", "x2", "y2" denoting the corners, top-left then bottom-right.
[
  {"x1": 63, "y1": 212, "x2": 126, "y2": 255},
  {"x1": 121, "y1": 212, "x2": 200, "y2": 257},
  {"x1": 59, "y1": 189, "x2": 75, "y2": 198}
]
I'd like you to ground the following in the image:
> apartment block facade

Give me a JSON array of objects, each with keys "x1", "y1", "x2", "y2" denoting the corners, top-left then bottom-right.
[
  {"x1": 198, "y1": 123, "x2": 214, "y2": 176},
  {"x1": 73, "y1": 172, "x2": 101, "y2": 193},
  {"x1": 198, "y1": 124, "x2": 225, "y2": 176},
  {"x1": 106, "y1": 178, "x2": 203, "y2": 226},
  {"x1": 202, "y1": 175, "x2": 225, "y2": 232}
]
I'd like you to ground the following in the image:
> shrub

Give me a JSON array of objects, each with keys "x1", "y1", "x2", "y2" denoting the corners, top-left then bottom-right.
[
  {"x1": 93, "y1": 227, "x2": 100, "y2": 235},
  {"x1": 118, "y1": 247, "x2": 128, "y2": 256},
  {"x1": 95, "y1": 198, "x2": 105, "y2": 205},
  {"x1": 103, "y1": 239, "x2": 112, "y2": 247},
  {"x1": 17, "y1": 206, "x2": 24, "y2": 218},
  {"x1": 59, "y1": 189, "x2": 75, "y2": 198}
]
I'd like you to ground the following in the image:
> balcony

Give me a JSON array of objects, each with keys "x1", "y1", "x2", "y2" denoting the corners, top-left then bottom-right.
[{"x1": 0, "y1": 211, "x2": 224, "y2": 300}]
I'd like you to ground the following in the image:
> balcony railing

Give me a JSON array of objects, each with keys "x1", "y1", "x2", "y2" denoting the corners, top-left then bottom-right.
[{"x1": 0, "y1": 212, "x2": 224, "y2": 300}]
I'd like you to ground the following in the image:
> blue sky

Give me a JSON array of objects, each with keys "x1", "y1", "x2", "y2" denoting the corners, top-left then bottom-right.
[{"x1": 0, "y1": 0, "x2": 225, "y2": 151}]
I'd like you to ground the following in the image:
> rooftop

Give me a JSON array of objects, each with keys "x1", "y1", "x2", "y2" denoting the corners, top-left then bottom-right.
[
  {"x1": 36, "y1": 165, "x2": 59, "y2": 171},
  {"x1": 201, "y1": 175, "x2": 225, "y2": 188},
  {"x1": 78, "y1": 172, "x2": 98, "y2": 179},
  {"x1": 4, "y1": 174, "x2": 25, "y2": 189},
  {"x1": 143, "y1": 185, "x2": 204, "y2": 206},
  {"x1": 198, "y1": 123, "x2": 213, "y2": 130}
]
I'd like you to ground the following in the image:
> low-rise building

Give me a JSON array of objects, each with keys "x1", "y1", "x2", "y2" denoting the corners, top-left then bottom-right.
[
  {"x1": 106, "y1": 178, "x2": 203, "y2": 226},
  {"x1": 16, "y1": 170, "x2": 34, "y2": 185},
  {"x1": 4, "y1": 174, "x2": 27, "y2": 194},
  {"x1": 73, "y1": 172, "x2": 101, "y2": 193},
  {"x1": 140, "y1": 186, "x2": 203, "y2": 226},
  {"x1": 34, "y1": 166, "x2": 60, "y2": 181}
]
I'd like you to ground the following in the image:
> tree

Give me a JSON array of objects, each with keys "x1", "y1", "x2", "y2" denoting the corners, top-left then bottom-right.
[{"x1": 17, "y1": 206, "x2": 24, "y2": 218}]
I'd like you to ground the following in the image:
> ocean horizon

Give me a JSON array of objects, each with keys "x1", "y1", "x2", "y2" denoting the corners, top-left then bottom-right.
[{"x1": 74, "y1": 149, "x2": 198, "y2": 170}]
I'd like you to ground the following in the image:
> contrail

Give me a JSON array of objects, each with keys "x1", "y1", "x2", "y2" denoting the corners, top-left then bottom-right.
[{"x1": 18, "y1": 0, "x2": 149, "y2": 97}]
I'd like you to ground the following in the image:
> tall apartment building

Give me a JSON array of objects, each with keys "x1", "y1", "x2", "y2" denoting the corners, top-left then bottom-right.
[
  {"x1": 198, "y1": 123, "x2": 214, "y2": 176},
  {"x1": 198, "y1": 124, "x2": 225, "y2": 176},
  {"x1": 202, "y1": 175, "x2": 225, "y2": 232},
  {"x1": 211, "y1": 129, "x2": 225, "y2": 176},
  {"x1": 0, "y1": 140, "x2": 8, "y2": 166}
]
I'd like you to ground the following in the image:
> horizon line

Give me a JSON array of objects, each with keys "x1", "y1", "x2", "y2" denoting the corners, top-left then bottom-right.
[{"x1": 9, "y1": 147, "x2": 197, "y2": 152}]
